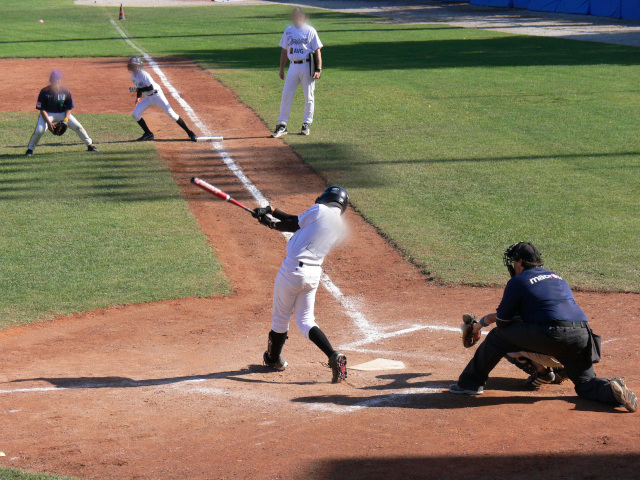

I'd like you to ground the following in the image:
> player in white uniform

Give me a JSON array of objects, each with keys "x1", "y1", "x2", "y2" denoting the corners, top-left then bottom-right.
[
  {"x1": 272, "y1": 7, "x2": 323, "y2": 138},
  {"x1": 254, "y1": 186, "x2": 349, "y2": 383},
  {"x1": 127, "y1": 57, "x2": 197, "y2": 142}
]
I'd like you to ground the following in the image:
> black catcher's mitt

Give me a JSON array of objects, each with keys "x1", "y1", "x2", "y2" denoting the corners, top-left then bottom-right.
[{"x1": 52, "y1": 121, "x2": 68, "y2": 136}]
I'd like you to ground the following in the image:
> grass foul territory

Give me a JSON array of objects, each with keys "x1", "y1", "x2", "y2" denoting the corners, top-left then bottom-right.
[
  {"x1": 0, "y1": 112, "x2": 228, "y2": 328},
  {"x1": 2, "y1": 1, "x2": 640, "y2": 291}
]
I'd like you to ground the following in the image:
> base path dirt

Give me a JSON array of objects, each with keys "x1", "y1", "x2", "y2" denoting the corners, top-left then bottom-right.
[{"x1": 0, "y1": 58, "x2": 638, "y2": 479}]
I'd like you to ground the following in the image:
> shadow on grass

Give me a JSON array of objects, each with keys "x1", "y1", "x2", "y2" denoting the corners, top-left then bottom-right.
[{"x1": 188, "y1": 35, "x2": 640, "y2": 70}]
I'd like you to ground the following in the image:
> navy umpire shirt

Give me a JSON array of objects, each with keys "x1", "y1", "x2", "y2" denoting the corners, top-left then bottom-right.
[
  {"x1": 36, "y1": 86, "x2": 74, "y2": 113},
  {"x1": 496, "y1": 267, "x2": 588, "y2": 324}
]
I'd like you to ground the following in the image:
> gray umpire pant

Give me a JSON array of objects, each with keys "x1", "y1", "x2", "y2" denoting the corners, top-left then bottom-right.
[{"x1": 457, "y1": 321, "x2": 618, "y2": 405}]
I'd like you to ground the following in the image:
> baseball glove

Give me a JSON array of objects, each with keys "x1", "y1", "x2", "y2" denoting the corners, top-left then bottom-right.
[
  {"x1": 461, "y1": 313, "x2": 481, "y2": 348},
  {"x1": 52, "y1": 121, "x2": 68, "y2": 136}
]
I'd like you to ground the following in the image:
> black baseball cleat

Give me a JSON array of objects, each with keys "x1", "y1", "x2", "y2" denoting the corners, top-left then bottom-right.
[
  {"x1": 449, "y1": 384, "x2": 484, "y2": 395},
  {"x1": 329, "y1": 352, "x2": 347, "y2": 383},
  {"x1": 301, "y1": 123, "x2": 310, "y2": 136},
  {"x1": 523, "y1": 369, "x2": 556, "y2": 389},
  {"x1": 610, "y1": 378, "x2": 638, "y2": 412},
  {"x1": 137, "y1": 132, "x2": 155, "y2": 142},
  {"x1": 272, "y1": 124, "x2": 287, "y2": 138},
  {"x1": 25, "y1": 149, "x2": 33, "y2": 157},
  {"x1": 189, "y1": 132, "x2": 198, "y2": 142},
  {"x1": 263, "y1": 350, "x2": 288, "y2": 371},
  {"x1": 87, "y1": 145, "x2": 98, "y2": 152}
]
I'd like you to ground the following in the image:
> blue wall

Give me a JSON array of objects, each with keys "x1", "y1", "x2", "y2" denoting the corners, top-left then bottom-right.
[{"x1": 468, "y1": 0, "x2": 638, "y2": 19}]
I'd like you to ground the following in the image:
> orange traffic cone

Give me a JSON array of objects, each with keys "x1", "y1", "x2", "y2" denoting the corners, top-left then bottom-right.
[{"x1": 118, "y1": 4, "x2": 125, "y2": 20}]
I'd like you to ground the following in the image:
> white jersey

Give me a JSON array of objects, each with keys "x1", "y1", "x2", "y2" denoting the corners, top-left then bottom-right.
[
  {"x1": 285, "y1": 204, "x2": 344, "y2": 266},
  {"x1": 131, "y1": 70, "x2": 161, "y2": 97},
  {"x1": 279, "y1": 24, "x2": 323, "y2": 62}
]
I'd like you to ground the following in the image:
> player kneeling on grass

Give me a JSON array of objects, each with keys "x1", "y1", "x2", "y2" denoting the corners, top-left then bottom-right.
[
  {"x1": 254, "y1": 186, "x2": 349, "y2": 383},
  {"x1": 127, "y1": 56, "x2": 197, "y2": 142},
  {"x1": 451, "y1": 242, "x2": 637, "y2": 413},
  {"x1": 26, "y1": 70, "x2": 98, "y2": 157}
]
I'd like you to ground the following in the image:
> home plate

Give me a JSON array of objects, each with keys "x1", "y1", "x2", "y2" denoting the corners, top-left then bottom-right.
[{"x1": 350, "y1": 358, "x2": 405, "y2": 371}]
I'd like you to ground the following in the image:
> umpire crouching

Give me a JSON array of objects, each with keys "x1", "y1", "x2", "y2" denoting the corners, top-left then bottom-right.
[{"x1": 449, "y1": 242, "x2": 637, "y2": 412}]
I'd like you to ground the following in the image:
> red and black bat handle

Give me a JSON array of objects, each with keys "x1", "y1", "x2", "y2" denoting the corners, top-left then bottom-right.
[{"x1": 190, "y1": 177, "x2": 255, "y2": 214}]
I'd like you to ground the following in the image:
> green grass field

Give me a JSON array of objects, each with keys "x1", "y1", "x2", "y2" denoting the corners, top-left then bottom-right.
[
  {"x1": 2, "y1": 0, "x2": 640, "y2": 291},
  {"x1": 0, "y1": 112, "x2": 228, "y2": 327},
  {"x1": 0, "y1": 468, "x2": 79, "y2": 480}
]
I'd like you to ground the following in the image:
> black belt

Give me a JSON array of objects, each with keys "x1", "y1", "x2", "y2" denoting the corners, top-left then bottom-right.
[
  {"x1": 538, "y1": 320, "x2": 588, "y2": 328},
  {"x1": 292, "y1": 59, "x2": 310, "y2": 64},
  {"x1": 299, "y1": 261, "x2": 320, "y2": 268}
]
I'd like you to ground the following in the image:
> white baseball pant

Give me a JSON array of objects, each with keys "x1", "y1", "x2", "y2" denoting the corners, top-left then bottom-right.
[
  {"x1": 277, "y1": 62, "x2": 316, "y2": 126},
  {"x1": 132, "y1": 91, "x2": 179, "y2": 122},
  {"x1": 271, "y1": 258, "x2": 321, "y2": 339},
  {"x1": 28, "y1": 112, "x2": 92, "y2": 151}
]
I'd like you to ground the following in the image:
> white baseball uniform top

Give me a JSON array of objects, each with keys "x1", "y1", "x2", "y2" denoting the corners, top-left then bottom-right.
[
  {"x1": 131, "y1": 70, "x2": 161, "y2": 97},
  {"x1": 279, "y1": 24, "x2": 323, "y2": 62},
  {"x1": 285, "y1": 204, "x2": 344, "y2": 266}
]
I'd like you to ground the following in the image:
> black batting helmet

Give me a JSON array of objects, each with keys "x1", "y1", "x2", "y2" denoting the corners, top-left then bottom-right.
[
  {"x1": 503, "y1": 242, "x2": 543, "y2": 277},
  {"x1": 316, "y1": 186, "x2": 349, "y2": 214},
  {"x1": 127, "y1": 56, "x2": 143, "y2": 72}
]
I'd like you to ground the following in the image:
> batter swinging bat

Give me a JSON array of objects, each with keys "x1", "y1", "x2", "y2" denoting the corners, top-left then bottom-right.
[{"x1": 191, "y1": 177, "x2": 254, "y2": 214}]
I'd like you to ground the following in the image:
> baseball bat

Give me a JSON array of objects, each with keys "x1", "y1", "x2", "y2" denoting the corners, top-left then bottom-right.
[{"x1": 190, "y1": 177, "x2": 255, "y2": 214}]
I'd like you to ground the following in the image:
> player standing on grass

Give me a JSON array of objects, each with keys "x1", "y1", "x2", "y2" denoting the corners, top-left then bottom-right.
[
  {"x1": 254, "y1": 186, "x2": 349, "y2": 383},
  {"x1": 272, "y1": 7, "x2": 323, "y2": 138},
  {"x1": 127, "y1": 56, "x2": 198, "y2": 142},
  {"x1": 25, "y1": 70, "x2": 98, "y2": 156}
]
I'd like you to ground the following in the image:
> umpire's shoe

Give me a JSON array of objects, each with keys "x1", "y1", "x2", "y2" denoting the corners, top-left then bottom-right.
[
  {"x1": 272, "y1": 124, "x2": 287, "y2": 138},
  {"x1": 449, "y1": 384, "x2": 484, "y2": 395},
  {"x1": 610, "y1": 378, "x2": 638, "y2": 412},
  {"x1": 263, "y1": 351, "x2": 288, "y2": 371},
  {"x1": 301, "y1": 123, "x2": 310, "y2": 136},
  {"x1": 329, "y1": 352, "x2": 347, "y2": 383}
]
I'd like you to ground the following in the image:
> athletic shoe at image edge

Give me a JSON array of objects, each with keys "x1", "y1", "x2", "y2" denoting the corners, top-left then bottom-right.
[
  {"x1": 610, "y1": 378, "x2": 638, "y2": 412},
  {"x1": 329, "y1": 352, "x2": 347, "y2": 383},
  {"x1": 272, "y1": 124, "x2": 287, "y2": 138},
  {"x1": 301, "y1": 123, "x2": 310, "y2": 136},
  {"x1": 449, "y1": 384, "x2": 484, "y2": 395}
]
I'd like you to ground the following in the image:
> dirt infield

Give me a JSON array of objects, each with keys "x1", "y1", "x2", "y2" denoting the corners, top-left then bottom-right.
[{"x1": 0, "y1": 57, "x2": 638, "y2": 479}]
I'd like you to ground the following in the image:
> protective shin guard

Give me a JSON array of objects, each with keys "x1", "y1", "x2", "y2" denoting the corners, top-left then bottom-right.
[
  {"x1": 308, "y1": 326, "x2": 336, "y2": 358},
  {"x1": 176, "y1": 117, "x2": 194, "y2": 136},
  {"x1": 267, "y1": 330, "x2": 288, "y2": 361},
  {"x1": 137, "y1": 118, "x2": 151, "y2": 134}
]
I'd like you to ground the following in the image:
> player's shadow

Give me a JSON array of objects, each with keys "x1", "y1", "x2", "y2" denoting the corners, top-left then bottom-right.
[
  {"x1": 291, "y1": 374, "x2": 626, "y2": 413},
  {"x1": 7, "y1": 365, "x2": 319, "y2": 389}
]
